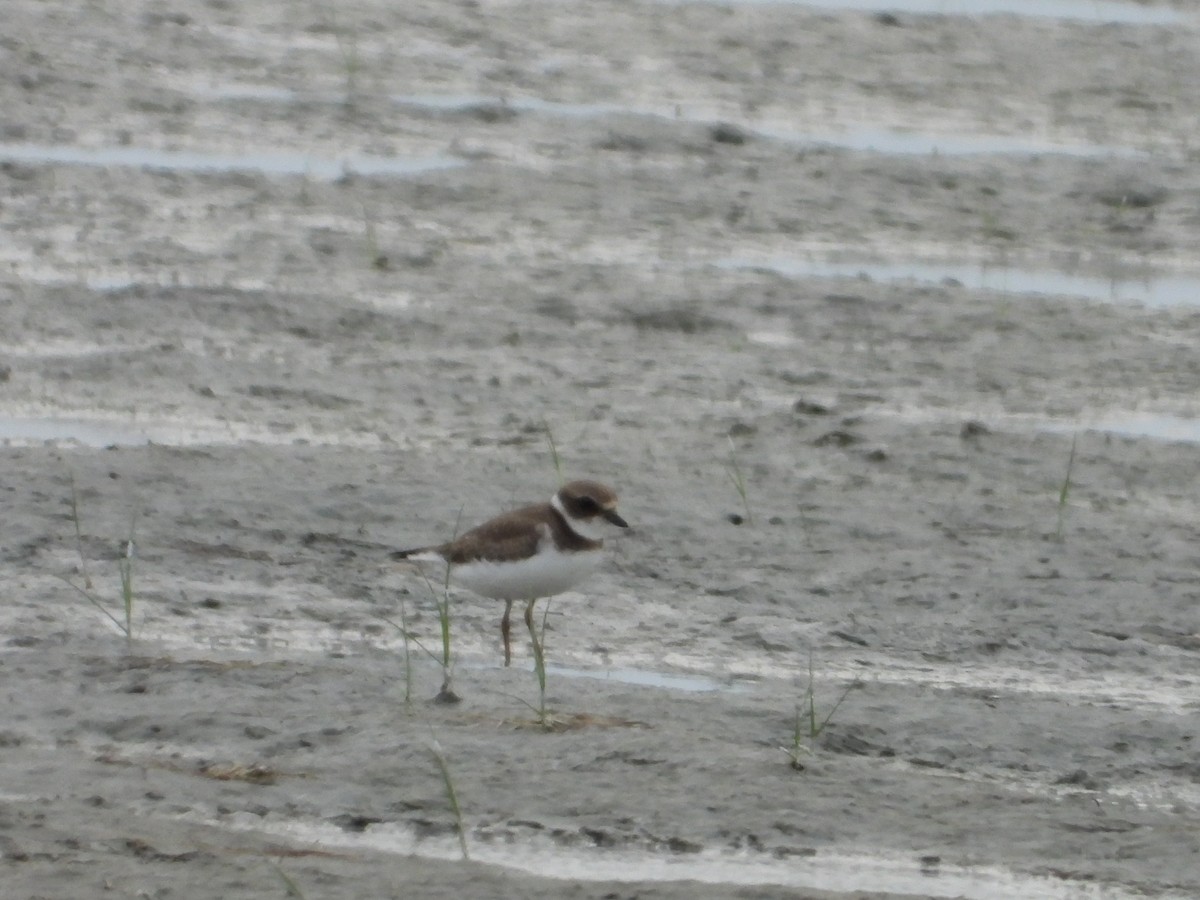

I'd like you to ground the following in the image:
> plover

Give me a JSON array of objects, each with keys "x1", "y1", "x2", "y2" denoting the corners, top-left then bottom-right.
[{"x1": 393, "y1": 480, "x2": 628, "y2": 665}]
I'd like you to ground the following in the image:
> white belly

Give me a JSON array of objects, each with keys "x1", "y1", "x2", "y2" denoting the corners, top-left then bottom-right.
[{"x1": 450, "y1": 547, "x2": 603, "y2": 601}]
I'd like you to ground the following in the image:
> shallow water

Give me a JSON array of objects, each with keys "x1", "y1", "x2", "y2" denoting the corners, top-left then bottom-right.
[
  {"x1": 0, "y1": 142, "x2": 461, "y2": 180},
  {"x1": 203, "y1": 814, "x2": 1173, "y2": 900},
  {"x1": 663, "y1": 0, "x2": 1182, "y2": 25},
  {"x1": 544, "y1": 663, "x2": 741, "y2": 693},
  {"x1": 1046, "y1": 413, "x2": 1200, "y2": 444},
  {"x1": 178, "y1": 86, "x2": 1147, "y2": 159},
  {"x1": 644, "y1": 648, "x2": 1199, "y2": 715},
  {"x1": 761, "y1": 124, "x2": 1143, "y2": 157},
  {"x1": 83, "y1": 604, "x2": 1198, "y2": 716},
  {"x1": 0, "y1": 412, "x2": 393, "y2": 449},
  {"x1": 144, "y1": 611, "x2": 740, "y2": 694},
  {"x1": 717, "y1": 256, "x2": 1200, "y2": 307},
  {"x1": 397, "y1": 92, "x2": 1140, "y2": 157},
  {"x1": 4, "y1": 403, "x2": 1198, "y2": 455},
  {"x1": 0, "y1": 415, "x2": 150, "y2": 447}
]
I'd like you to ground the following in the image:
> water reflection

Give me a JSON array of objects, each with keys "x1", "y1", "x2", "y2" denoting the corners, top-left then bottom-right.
[
  {"x1": 663, "y1": 0, "x2": 1180, "y2": 25},
  {"x1": 0, "y1": 143, "x2": 461, "y2": 180},
  {"x1": 716, "y1": 256, "x2": 1200, "y2": 308}
]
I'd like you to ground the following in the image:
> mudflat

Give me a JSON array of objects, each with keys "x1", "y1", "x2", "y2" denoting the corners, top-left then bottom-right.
[{"x1": 2, "y1": 1, "x2": 1198, "y2": 897}]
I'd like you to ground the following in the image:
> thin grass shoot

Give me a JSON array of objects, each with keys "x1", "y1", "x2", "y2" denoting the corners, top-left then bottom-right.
[
  {"x1": 360, "y1": 201, "x2": 389, "y2": 270},
  {"x1": 118, "y1": 513, "x2": 138, "y2": 639},
  {"x1": 61, "y1": 576, "x2": 129, "y2": 638},
  {"x1": 725, "y1": 436, "x2": 754, "y2": 525},
  {"x1": 327, "y1": 11, "x2": 362, "y2": 106},
  {"x1": 62, "y1": 477, "x2": 139, "y2": 643},
  {"x1": 1055, "y1": 432, "x2": 1079, "y2": 541},
  {"x1": 542, "y1": 419, "x2": 565, "y2": 486},
  {"x1": 68, "y1": 470, "x2": 93, "y2": 590},
  {"x1": 428, "y1": 737, "x2": 470, "y2": 861},
  {"x1": 396, "y1": 595, "x2": 417, "y2": 707},
  {"x1": 528, "y1": 599, "x2": 553, "y2": 726},
  {"x1": 416, "y1": 567, "x2": 460, "y2": 704},
  {"x1": 271, "y1": 861, "x2": 307, "y2": 899},
  {"x1": 427, "y1": 506, "x2": 465, "y2": 703}
]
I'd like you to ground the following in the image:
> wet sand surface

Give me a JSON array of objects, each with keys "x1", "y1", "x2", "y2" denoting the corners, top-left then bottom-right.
[{"x1": 2, "y1": 1, "x2": 1199, "y2": 897}]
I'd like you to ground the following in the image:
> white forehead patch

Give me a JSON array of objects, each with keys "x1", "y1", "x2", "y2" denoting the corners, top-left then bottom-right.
[{"x1": 552, "y1": 492, "x2": 618, "y2": 542}]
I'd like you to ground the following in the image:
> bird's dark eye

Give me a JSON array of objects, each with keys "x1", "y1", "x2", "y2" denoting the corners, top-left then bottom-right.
[{"x1": 576, "y1": 496, "x2": 599, "y2": 513}]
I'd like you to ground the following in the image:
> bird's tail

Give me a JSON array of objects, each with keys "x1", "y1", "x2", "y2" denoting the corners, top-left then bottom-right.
[{"x1": 391, "y1": 546, "x2": 429, "y2": 560}]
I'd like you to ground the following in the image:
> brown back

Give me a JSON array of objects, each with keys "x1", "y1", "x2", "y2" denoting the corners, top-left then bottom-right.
[{"x1": 439, "y1": 503, "x2": 601, "y2": 564}]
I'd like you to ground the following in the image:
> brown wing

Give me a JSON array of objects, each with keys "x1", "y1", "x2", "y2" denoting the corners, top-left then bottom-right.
[{"x1": 438, "y1": 506, "x2": 545, "y2": 565}]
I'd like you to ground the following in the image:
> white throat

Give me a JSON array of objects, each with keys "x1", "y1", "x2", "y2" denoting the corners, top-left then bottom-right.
[{"x1": 551, "y1": 492, "x2": 611, "y2": 542}]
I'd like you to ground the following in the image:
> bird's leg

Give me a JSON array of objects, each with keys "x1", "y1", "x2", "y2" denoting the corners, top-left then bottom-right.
[
  {"x1": 501, "y1": 599, "x2": 514, "y2": 667},
  {"x1": 524, "y1": 598, "x2": 541, "y2": 662}
]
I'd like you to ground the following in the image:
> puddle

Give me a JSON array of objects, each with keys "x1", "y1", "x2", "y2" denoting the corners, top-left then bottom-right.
[
  {"x1": 176, "y1": 86, "x2": 1144, "y2": 159},
  {"x1": 394, "y1": 92, "x2": 631, "y2": 120},
  {"x1": 2, "y1": 259, "x2": 279, "y2": 294},
  {"x1": 83, "y1": 275, "x2": 139, "y2": 292},
  {"x1": 0, "y1": 416, "x2": 151, "y2": 447},
  {"x1": 148, "y1": 605, "x2": 1200, "y2": 714},
  {"x1": 872, "y1": 404, "x2": 1200, "y2": 447},
  {"x1": 187, "y1": 83, "x2": 312, "y2": 103},
  {"x1": 151, "y1": 616, "x2": 740, "y2": 695},
  {"x1": 187, "y1": 87, "x2": 632, "y2": 122},
  {"x1": 391, "y1": 91, "x2": 1139, "y2": 158},
  {"x1": 763, "y1": 125, "x2": 1141, "y2": 157},
  {"x1": 706, "y1": 651, "x2": 1200, "y2": 715},
  {"x1": 545, "y1": 663, "x2": 741, "y2": 693},
  {"x1": 0, "y1": 412, "x2": 389, "y2": 448},
  {"x1": 1048, "y1": 413, "x2": 1200, "y2": 444},
  {"x1": 0, "y1": 338, "x2": 157, "y2": 359},
  {"x1": 716, "y1": 256, "x2": 1200, "y2": 307},
  {"x1": 664, "y1": 0, "x2": 1182, "y2": 25},
  {"x1": 0, "y1": 142, "x2": 462, "y2": 180},
  {"x1": 746, "y1": 330, "x2": 799, "y2": 347},
  {"x1": 198, "y1": 814, "x2": 1163, "y2": 900}
]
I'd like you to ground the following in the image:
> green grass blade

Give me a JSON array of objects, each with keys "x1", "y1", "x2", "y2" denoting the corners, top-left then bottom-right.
[
  {"x1": 725, "y1": 436, "x2": 753, "y2": 525},
  {"x1": 59, "y1": 575, "x2": 129, "y2": 636},
  {"x1": 271, "y1": 861, "x2": 307, "y2": 899},
  {"x1": 67, "y1": 469, "x2": 93, "y2": 590},
  {"x1": 1055, "y1": 433, "x2": 1078, "y2": 541},
  {"x1": 542, "y1": 420, "x2": 564, "y2": 485},
  {"x1": 530, "y1": 600, "x2": 552, "y2": 721},
  {"x1": 429, "y1": 738, "x2": 470, "y2": 860}
]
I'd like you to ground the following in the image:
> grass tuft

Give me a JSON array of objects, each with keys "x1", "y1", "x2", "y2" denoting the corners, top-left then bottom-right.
[
  {"x1": 415, "y1": 563, "x2": 460, "y2": 704},
  {"x1": 783, "y1": 655, "x2": 860, "y2": 771},
  {"x1": 389, "y1": 506, "x2": 467, "y2": 703},
  {"x1": 63, "y1": 475, "x2": 139, "y2": 643},
  {"x1": 421, "y1": 506, "x2": 465, "y2": 703},
  {"x1": 725, "y1": 436, "x2": 753, "y2": 525},
  {"x1": 498, "y1": 600, "x2": 562, "y2": 730}
]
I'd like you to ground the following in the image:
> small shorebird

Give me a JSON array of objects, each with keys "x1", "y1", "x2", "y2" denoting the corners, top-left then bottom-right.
[{"x1": 393, "y1": 480, "x2": 628, "y2": 665}]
